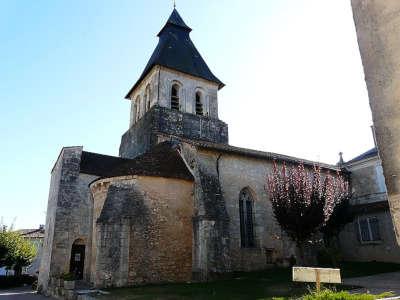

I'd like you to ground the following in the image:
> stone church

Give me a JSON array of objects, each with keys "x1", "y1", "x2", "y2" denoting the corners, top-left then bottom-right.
[{"x1": 38, "y1": 8, "x2": 400, "y2": 294}]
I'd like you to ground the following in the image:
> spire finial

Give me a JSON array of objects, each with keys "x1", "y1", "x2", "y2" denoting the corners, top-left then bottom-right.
[
  {"x1": 338, "y1": 152, "x2": 344, "y2": 166},
  {"x1": 173, "y1": 0, "x2": 176, "y2": 9}
]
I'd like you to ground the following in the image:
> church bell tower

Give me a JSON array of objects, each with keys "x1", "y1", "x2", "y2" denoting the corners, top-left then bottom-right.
[{"x1": 119, "y1": 8, "x2": 228, "y2": 159}]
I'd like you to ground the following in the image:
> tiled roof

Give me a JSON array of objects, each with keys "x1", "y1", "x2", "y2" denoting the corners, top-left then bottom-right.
[
  {"x1": 346, "y1": 147, "x2": 378, "y2": 164},
  {"x1": 80, "y1": 139, "x2": 342, "y2": 182},
  {"x1": 351, "y1": 200, "x2": 389, "y2": 213},
  {"x1": 187, "y1": 139, "x2": 341, "y2": 171},
  {"x1": 18, "y1": 228, "x2": 45, "y2": 238},
  {"x1": 80, "y1": 152, "x2": 131, "y2": 177},
  {"x1": 125, "y1": 9, "x2": 224, "y2": 98},
  {"x1": 81, "y1": 141, "x2": 193, "y2": 181}
]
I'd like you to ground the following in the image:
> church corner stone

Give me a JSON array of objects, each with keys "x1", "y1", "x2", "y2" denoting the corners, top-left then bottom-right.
[{"x1": 351, "y1": 0, "x2": 400, "y2": 244}]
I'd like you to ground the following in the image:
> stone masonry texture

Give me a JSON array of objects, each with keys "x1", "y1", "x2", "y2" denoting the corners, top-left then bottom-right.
[
  {"x1": 339, "y1": 155, "x2": 400, "y2": 263},
  {"x1": 128, "y1": 66, "x2": 220, "y2": 127},
  {"x1": 89, "y1": 175, "x2": 194, "y2": 287},
  {"x1": 352, "y1": 0, "x2": 400, "y2": 244},
  {"x1": 38, "y1": 147, "x2": 97, "y2": 295},
  {"x1": 119, "y1": 105, "x2": 228, "y2": 159}
]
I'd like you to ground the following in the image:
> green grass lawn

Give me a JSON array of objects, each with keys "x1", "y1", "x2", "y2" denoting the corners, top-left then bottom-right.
[{"x1": 96, "y1": 262, "x2": 400, "y2": 300}]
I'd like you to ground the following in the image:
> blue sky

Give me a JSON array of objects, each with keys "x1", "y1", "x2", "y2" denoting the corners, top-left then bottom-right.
[{"x1": 0, "y1": 1, "x2": 372, "y2": 229}]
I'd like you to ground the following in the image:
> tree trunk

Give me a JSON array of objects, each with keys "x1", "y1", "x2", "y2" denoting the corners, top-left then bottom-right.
[
  {"x1": 14, "y1": 265, "x2": 22, "y2": 276},
  {"x1": 323, "y1": 235, "x2": 340, "y2": 267},
  {"x1": 296, "y1": 242, "x2": 306, "y2": 266}
]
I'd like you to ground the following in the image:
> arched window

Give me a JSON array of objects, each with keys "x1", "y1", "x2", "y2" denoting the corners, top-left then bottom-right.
[
  {"x1": 145, "y1": 85, "x2": 151, "y2": 111},
  {"x1": 239, "y1": 188, "x2": 255, "y2": 248},
  {"x1": 136, "y1": 96, "x2": 141, "y2": 121},
  {"x1": 171, "y1": 84, "x2": 180, "y2": 111},
  {"x1": 195, "y1": 91, "x2": 203, "y2": 116}
]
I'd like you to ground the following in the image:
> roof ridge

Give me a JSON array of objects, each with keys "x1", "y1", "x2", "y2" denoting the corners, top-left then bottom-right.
[{"x1": 345, "y1": 147, "x2": 378, "y2": 164}]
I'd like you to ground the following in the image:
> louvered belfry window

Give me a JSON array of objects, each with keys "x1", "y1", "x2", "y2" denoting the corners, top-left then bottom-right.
[
  {"x1": 171, "y1": 84, "x2": 180, "y2": 111},
  {"x1": 195, "y1": 92, "x2": 203, "y2": 115},
  {"x1": 239, "y1": 188, "x2": 255, "y2": 248}
]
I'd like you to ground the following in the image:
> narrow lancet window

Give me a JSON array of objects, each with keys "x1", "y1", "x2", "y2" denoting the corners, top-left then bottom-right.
[
  {"x1": 171, "y1": 84, "x2": 180, "y2": 111},
  {"x1": 136, "y1": 96, "x2": 141, "y2": 121},
  {"x1": 195, "y1": 91, "x2": 203, "y2": 115},
  {"x1": 145, "y1": 85, "x2": 151, "y2": 111},
  {"x1": 239, "y1": 188, "x2": 255, "y2": 248}
]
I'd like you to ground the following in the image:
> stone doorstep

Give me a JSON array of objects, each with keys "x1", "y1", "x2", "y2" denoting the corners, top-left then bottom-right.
[{"x1": 76, "y1": 290, "x2": 111, "y2": 300}]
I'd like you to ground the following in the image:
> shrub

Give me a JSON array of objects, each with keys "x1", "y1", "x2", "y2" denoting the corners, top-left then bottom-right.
[
  {"x1": 317, "y1": 247, "x2": 342, "y2": 267},
  {"x1": 302, "y1": 289, "x2": 393, "y2": 300},
  {"x1": 31, "y1": 279, "x2": 38, "y2": 290},
  {"x1": 0, "y1": 230, "x2": 37, "y2": 275},
  {"x1": 60, "y1": 272, "x2": 75, "y2": 281}
]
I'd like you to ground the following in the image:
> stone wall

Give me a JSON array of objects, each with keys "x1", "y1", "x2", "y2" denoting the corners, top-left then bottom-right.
[
  {"x1": 127, "y1": 66, "x2": 220, "y2": 127},
  {"x1": 351, "y1": 0, "x2": 400, "y2": 244},
  {"x1": 185, "y1": 146, "x2": 231, "y2": 279},
  {"x1": 179, "y1": 144, "x2": 300, "y2": 279},
  {"x1": 348, "y1": 157, "x2": 386, "y2": 200},
  {"x1": 89, "y1": 175, "x2": 194, "y2": 287},
  {"x1": 339, "y1": 155, "x2": 400, "y2": 262},
  {"x1": 38, "y1": 147, "x2": 97, "y2": 294},
  {"x1": 89, "y1": 180, "x2": 110, "y2": 286},
  {"x1": 339, "y1": 210, "x2": 400, "y2": 263},
  {"x1": 128, "y1": 67, "x2": 159, "y2": 127},
  {"x1": 38, "y1": 147, "x2": 67, "y2": 292},
  {"x1": 157, "y1": 67, "x2": 219, "y2": 119},
  {"x1": 216, "y1": 152, "x2": 292, "y2": 271},
  {"x1": 119, "y1": 105, "x2": 228, "y2": 159}
]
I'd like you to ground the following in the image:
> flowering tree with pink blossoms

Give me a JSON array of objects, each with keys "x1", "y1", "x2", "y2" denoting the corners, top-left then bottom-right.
[{"x1": 266, "y1": 162, "x2": 349, "y2": 264}]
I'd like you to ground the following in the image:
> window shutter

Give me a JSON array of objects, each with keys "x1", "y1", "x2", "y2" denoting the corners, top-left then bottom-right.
[
  {"x1": 369, "y1": 217, "x2": 381, "y2": 241},
  {"x1": 354, "y1": 220, "x2": 361, "y2": 243},
  {"x1": 359, "y1": 218, "x2": 371, "y2": 242}
]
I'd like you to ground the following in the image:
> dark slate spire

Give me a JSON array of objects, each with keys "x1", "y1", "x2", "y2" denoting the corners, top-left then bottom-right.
[
  {"x1": 126, "y1": 9, "x2": 224, "y2": 98},
  {"x1": 158, "y1": 8, "x2": 192, "y2": 34}
]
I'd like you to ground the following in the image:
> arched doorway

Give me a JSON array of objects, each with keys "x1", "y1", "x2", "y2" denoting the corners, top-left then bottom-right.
[{"x1": 69, "y1": 239, "x2": 85, "y2": 280}]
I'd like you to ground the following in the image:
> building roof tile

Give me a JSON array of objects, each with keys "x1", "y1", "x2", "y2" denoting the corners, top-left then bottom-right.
[
  {"x1": 346, "y1": 147, "x2": 378, "y2": 164},
  {"x1": 80, "y1": 141, "x2": 193, "y2": 181},
  {"x1": 125, "y1": 9, "x2": 224, "y2": 98}
]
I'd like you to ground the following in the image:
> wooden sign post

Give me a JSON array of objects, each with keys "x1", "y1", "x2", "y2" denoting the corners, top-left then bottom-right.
[{"x1": 292, "y1": 267, "x2": 341, "y2": 292}]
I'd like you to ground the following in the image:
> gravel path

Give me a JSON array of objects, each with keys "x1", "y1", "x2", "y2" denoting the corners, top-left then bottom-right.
[
  {"x1": 344, "y1": 271, "x2": 400, "y2": 296},
  {"x1": 0, "y1": 286, "x2": 53, "y2": 300}
]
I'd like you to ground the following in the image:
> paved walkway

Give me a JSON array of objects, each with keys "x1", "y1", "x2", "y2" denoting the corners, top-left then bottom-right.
[
  {"x1": 344, "y1": 271, "x2": 400, "y2": 296},
  {"x1": 0, "y1": 286, "x2": 53, "y2": 300}
]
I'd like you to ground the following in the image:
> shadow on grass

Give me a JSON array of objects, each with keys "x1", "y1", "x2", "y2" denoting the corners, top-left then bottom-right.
[{"x1": 97, "y1": 262, "x2": 400, "y2": 300}]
